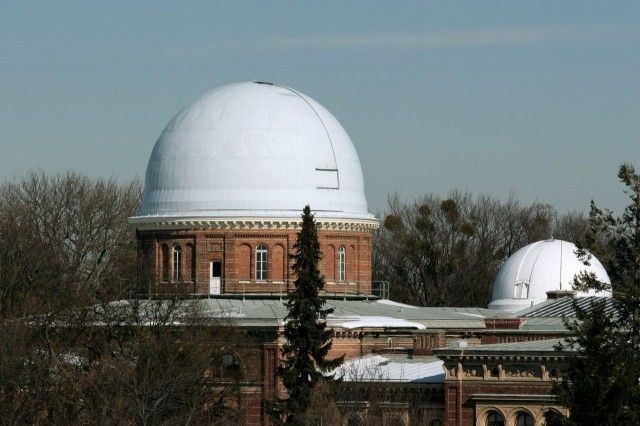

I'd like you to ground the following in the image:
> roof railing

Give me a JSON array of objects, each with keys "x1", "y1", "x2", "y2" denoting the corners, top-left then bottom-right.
[{"x1": 146, "y1": 279, "x2": 390, "y2": 299}]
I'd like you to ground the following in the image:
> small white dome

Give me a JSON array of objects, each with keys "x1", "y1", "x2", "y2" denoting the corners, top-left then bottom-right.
[
  {"x1": 135, "y1": 82, "x2": 374, "y2": 221},
  {"x1": 488, "y1": 239, "x2": 611, "y2": 312}
]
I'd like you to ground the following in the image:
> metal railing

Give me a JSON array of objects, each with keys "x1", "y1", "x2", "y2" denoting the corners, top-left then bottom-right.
[{"x1": 371, "y1": 281, "x2": 390, "y2": 300}]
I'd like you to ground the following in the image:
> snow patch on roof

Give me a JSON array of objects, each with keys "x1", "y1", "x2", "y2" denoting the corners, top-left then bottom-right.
[
  {"x1": 376, "y1": 299, "x2": 419, "y2": 309},
  {"x1": 329, "y1": 315, "x2": 426, "y2": 329},
  {"x1": 330, "y1": 355, "x2": 445, "y2": 383},
  {"x1": 457, "y1": 312, "x2": 485, "y2": 318}
]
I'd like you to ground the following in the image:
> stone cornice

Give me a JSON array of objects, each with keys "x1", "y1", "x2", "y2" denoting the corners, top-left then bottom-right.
[
  {"x1": 433, "y1": 351, "x2": 570, "y2": 362},
  {"x1": 468, "y1": 394, "x2": 558, "y2": 402},
  {"x1": 129, "y1": 216, "x2": 380, "y2": 232}
]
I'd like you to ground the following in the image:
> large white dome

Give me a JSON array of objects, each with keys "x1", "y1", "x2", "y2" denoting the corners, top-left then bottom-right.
[
  {"x1": 135, "y1": 82, "x2": 374, "y2": 221},
  {"x1": 488, "y1": 239, "x2": 611, "y2": 312}
]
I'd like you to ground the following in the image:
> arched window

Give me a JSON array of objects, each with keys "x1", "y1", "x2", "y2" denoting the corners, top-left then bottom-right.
[
  {"x1": 338, "y1": 246, "x2": 346, "y2": 282},
  {"x1": 486, "y1": 411, "x2": 505, "y2": 426},
  {"x1": 220, "y1": 353, "x2": 242, "y2": 379},
  {"x1": 172, "y1": 245, "x2": 182, "y2": 282},
  {"x1": 515, "y1": 412, "x2": 534, "y2": 426},
  {"x1": 256, "y1": 244, "x2": 268, "y2": 281}
]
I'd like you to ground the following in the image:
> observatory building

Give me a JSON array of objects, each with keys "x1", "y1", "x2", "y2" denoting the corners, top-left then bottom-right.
[
  {"x1": 129, "y1": 82, "x2": 609, "y2": 425},
  {"x1": 488, "y1": 239, "x2": 611, "y2": 312},
  {"x1": 131, "y1": 82, "x2": 378, "y2": 296}
]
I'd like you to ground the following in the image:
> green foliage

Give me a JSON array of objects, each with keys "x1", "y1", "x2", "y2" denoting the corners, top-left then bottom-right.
[
  {"x1": 556, "y1": 163, "x2": 640, "y2": 423},
  {"x1": 268, "y1": 206, "x2": 343, "y2": 425}
]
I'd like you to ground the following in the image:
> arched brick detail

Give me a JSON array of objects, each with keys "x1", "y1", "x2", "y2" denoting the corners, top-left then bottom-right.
[
  {"x1": 325, "y1": 244, "x2": 336, "y2": 282},
  {"x1": 271, "y1": 244, "x2": 285, "y2": 281},
  {"x1": 347, "y1": 244, "x2": 356, "y2": 282},
  {"x1": 160, "y1": 243, "x2": 169, "y2": 282},
  {"x1": 508, "y1": 408, "x2": 535, "y2": 426},
  {"x1": 476, "y1": 407, "x2": 507, "y2": 426},
  {"x1": 238, "y1": 243, "x2": 251, "y2": 280},
  {"x1": 185, "y1": 243, "x2": 195, "y2": 282}
]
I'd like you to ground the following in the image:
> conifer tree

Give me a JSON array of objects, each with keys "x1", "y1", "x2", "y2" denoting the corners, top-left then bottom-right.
[
  {"x1": 554, "y1": 163, "x2": 640, "y2": 424},
  {"x1": 269, "y1": 205, "x2": 343, "y2": 425},
  {"x1": 553, "y1": 300, "x2": 638, "y2": 425}
]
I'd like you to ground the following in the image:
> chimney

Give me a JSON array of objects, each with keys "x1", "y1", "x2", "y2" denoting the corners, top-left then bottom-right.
[{"x1": 546, "y1": 289, "x2": 576, "y2": 300}]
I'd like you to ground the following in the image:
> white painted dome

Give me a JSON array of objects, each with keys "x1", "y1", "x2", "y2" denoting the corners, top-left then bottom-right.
[
  {"x1": 488, "y1": 239, "x2": 611, "y2": 312},
  {"x1": 135, "y1": 82, "x2": 374, "y2": 221}
]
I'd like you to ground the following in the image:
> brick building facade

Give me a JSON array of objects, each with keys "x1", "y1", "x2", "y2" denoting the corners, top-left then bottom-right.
[
  {"x1": 154, "y1": 296, "x2": 580, "y2": 425},
  {"x1": 127, "y1": 81, "x2": 595, "y2": 425},
  {"x1": 134, "y1": 218, "x2": 377, "y2": 296}
]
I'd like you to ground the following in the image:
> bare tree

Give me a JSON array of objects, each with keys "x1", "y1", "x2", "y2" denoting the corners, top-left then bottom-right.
[
  {"x1": 0, "y1": 171, "x2": 141, "y2": 319},
  {"x1": 0, "y1": 295, "x2": 249, "y2": 424},
  {"x1": 0, "y1": 171, "x2": 249, "y2": 424},
  {"x1": 374, "y1": 191, "x2": 588, "y2": 307}
]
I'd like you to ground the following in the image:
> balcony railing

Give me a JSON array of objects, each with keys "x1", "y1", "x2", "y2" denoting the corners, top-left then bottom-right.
[{"x1": 150, "y1": 279, "x2": 390, "y2": 300}]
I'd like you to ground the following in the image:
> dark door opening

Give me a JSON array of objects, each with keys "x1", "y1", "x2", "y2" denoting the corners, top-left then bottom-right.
[
  {"x1": 210, "y1": 261, "x2": 222, "y2": 295},
  {"x1": 211, "y1": 261, "x2": 222, "y2": 278}
]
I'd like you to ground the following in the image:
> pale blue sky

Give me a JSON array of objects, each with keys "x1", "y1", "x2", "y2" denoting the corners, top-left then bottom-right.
[{"x1": 1, "y1": 1, "x2": 639, "y2": 213}]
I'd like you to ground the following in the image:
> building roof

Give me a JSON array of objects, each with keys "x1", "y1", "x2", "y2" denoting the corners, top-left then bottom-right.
[
  {"x1": 113, "y1": 294, "x2": 615, "y2": 334},
  {"x1": 133, "y1": 82, "x2": 375, "y2": 223},
  {"x1": 489, "y1": 239, "x2": 611, "y2": 312},
  {"x1": 433, "y1": 337, "x2": 570, "y2": 357},
  {"x1": 193, "y1": 297, "x2": 504, "y2": 329},
  {"x1": 517, "y1": 296, "x2": 618, "y2": 318},
  {"x1": 457, "y1": 338, "x2": 565, "y2": 352},
  {"x1": 518, "y1": 317, "x2": 570, "y2": 333}
]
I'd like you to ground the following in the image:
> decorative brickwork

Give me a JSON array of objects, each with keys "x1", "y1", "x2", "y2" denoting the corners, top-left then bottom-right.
[
  {"x1": 437, "y1": 351, "x2": 570, "y2": 425},
  {"x1": 484, "y1": 318, "x2": 524, "y2": 330}
]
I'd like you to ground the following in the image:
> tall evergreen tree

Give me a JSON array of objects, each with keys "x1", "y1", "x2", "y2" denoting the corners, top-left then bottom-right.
[
  {"x1": 554, "y1": 163, "x2": 640, "y2": 424},
  {"x1": 554, "y1": 300, "x2": 639, "y2": 425},
  {"x1": 269, "y1": 205, "x2": 343, "y2": 425}
]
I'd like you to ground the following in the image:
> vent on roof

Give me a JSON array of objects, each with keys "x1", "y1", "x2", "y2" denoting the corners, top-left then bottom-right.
[
  {"x1": 254, "y1": 81, "x2": 274, "y2": 85},
  {"x1": 448, "y1": 340, "x2": 468, "y2": 349}
]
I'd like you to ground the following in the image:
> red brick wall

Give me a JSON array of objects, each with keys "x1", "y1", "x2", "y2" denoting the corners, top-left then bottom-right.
[
  {"x1": 271, "y1": 244, "x2": 285, "y2": 281},
  {"x1": 238, "y1": 244, "x2": 251, "y2": 280},
  {"x1": 185, "y1": 243, "x2": 195, "y2": 282},
  {"x1": 484, "y1": 318, "x2": 523, "y2": 329},
  {"x1": 138, "y1": 227, "x2": 375, "y2": 296},
  {"x1": 325, "y1": 244, "x2": 336, "y2": 281}
]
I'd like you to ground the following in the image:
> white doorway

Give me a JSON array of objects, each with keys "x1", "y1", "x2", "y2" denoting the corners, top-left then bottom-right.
[{"x1": 210, "y1": 261, "x2": 222, "y2": 295}]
